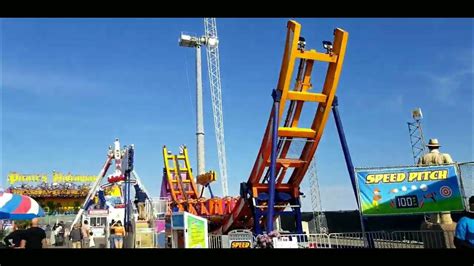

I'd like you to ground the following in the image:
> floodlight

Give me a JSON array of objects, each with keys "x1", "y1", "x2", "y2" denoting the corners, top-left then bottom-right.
[
  {"x1": 412, "y1": 108, "x2": 423, "y2": 120},
  {"x1": 179, "y1": 33, "x2": 199, "y2": 48},
  {"x1": 322, "y1": 41, "x2": 333, "y2": 53},
  {"x1": 206, "y1": 37, "x2": 219, "y2": 48},
  {"x1": 298, "y1": 37, "x2": 306, "y2": 51}
]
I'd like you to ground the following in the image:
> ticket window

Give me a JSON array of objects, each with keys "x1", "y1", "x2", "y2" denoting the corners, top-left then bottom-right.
[
  {"x1": 89, "y1": 216, "x2": 107, "y2": 237},
  {"x1": 89, "y1": 217, "x2": 107, "y2": 227}
]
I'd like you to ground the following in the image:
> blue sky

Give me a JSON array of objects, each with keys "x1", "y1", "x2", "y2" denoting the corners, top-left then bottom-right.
[{"x1": 1, "y1": 18, "x2": 472, "y2": 211}]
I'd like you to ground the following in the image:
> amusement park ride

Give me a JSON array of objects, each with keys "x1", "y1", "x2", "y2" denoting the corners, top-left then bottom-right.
[
  {"x1": 162, "y1": 20, "x2": 350, "y2": 235},
  {"x1": 71, "y1": 139, "x2": 155, "y2": 238},
  {"x1": 72, "y1": 19, "x2": 351, "y2": 239}
]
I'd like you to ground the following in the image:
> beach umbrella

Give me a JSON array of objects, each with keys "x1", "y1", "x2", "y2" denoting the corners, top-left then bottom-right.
[{"x1": 0, "y1": 192, "x2": 45, "y2": 220}]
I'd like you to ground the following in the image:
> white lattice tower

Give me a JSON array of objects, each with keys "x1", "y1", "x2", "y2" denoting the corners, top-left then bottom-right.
[
  {"x1": 307, "y1": 153, "x2": 327, "y2": 233},
  {"x1": 204, "y1": 18, "x2": 229, "y2": 196}
]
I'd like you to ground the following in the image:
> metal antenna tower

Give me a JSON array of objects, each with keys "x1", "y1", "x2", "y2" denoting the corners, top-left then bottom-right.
[
  {"x1": 407, "y1": 108, "x2": 427, "y2": 164},
  {"x1": 308, "y1": 154, "x2": 327, "y2": 233}
]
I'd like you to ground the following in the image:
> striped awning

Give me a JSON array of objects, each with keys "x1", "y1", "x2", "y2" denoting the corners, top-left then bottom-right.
[{"x1": 0, "y1": 192, "x2": 45, "y2": 220}]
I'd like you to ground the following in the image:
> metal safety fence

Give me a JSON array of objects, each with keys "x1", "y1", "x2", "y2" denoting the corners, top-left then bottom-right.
[
  {"x1": 208, "y1": 230, "x2": 457, "y2": 249},
  {"x1": 150, "y1": 197, "x2": 169, "y2": 219},
  {"x1": 209, "y1": 230, "x2": 254, "y2": 249},
  {"x1": 209, "y1": 234, "x2": 228, "y2": 249},
  {"x1": 279, "y1": 234, "x2": 332, "y2": 248},
  {"x1": 328, "y1": 230, "x2": 456, "y2": 249}
]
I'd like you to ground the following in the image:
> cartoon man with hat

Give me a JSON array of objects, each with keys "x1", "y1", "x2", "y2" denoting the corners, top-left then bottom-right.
[
  {"x1": 372, "y1": 188, "x2": 382, "y2": 209},
  {"x1": 417, "y1": 138, "x2": 454, "y2": 166}
]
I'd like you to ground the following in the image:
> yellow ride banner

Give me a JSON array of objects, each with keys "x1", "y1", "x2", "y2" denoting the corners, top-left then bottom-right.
[{"x1": 7, "y1": 171, "x2": 97, "y2": 185}]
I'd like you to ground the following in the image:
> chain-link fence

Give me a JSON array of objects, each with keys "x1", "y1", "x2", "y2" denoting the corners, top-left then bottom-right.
[{"x1": 459, "y1": 162, "x2": 473, "y2": 205}]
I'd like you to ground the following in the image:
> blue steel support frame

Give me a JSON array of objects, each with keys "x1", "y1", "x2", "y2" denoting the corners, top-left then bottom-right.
[
  {"x1": 332, "y1": 96, "x2": 374, "y2": 248},
  {"x1": 251, "y1": 89, "x2": 305, "y2": 235},
  {"x1": 208, "y1": 185, "x2": 214, "y2": 198},
  {"x1": 199, "y1": 184, "x2": 215, "y2": 199},
  {"x1": 124, "y1": 158, "x2": 129, "y2": 229},
  {"x1": 124, "y1": 146, "x2": 134, "y2": 233},
  {"x1": 128, "y1": 146, "x2": 134, "y2": 229},
  {"x1": 292, "y1": 198, "x2": 303, "y2": 234},
  {"x1": 253, "y1": 205, "x2": 263, "y2": 235},
  {"x1": 332, "y1": 96, "x2": 358, "y2": 199}
]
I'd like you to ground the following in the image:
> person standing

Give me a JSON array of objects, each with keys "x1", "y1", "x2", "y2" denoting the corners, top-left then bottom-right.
[
  {"x1": 19, "y1": 218, "x2": 46, "y2": 249},
  {"x1": 134, "y1": 185, "x2": 148, "y2": 221},
  {"x1": 89, "y1": 232, "x2": 95, "y2": 248},
  {"x1": 69, "y1": 223, "x2": 82, "y2": 248},
  {"x1": 454, "y1": 196, "x2": 474, "y2": 249},
  {"x1": 54, "y1": 221, "x2": 65, "y2": 246},
  {"x1": 81, "y1": 220, "x2": 90, "y2": 248},
  {"x1": 44, "y1": 224, "x2": 51, "y2": 246},
  {"x1": 112, "y1": 220, "x2": 125, "y2": 248},
  {"x1": 109, "y1": 219, "x2": 116, "y2": 249},
  {"x1": 50, "y1": 223, "x2": 57, "y2": 246},
  {"x1": 3, "y1": 223, "x2": 25, "y2": 248}
]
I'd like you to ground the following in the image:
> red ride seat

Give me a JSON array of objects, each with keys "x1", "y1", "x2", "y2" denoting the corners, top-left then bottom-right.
[{"x1": 108, "y1": 175, "x2": 125, "y2": 183}]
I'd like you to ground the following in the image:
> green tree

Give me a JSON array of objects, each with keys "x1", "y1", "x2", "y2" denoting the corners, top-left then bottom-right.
[
  {"x1": 39, "y1": 202, "x2": 47, "y2": 212},
  {"x1": 73, "y1": 201, "x2": 81, "y2": 213},
  {"x1": 46, "y1": 201, "x2": 56, "y2": 215},
  {"x1": 55, "y1": 202, "x2": 62, "y2": 214}
]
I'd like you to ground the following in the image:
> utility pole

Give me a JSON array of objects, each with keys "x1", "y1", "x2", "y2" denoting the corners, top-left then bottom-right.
[
  {"x1": 179, "y1": 18, "x2": 229, "y2": 197},
  {"x1": 179, "y1": 34, "x2": 206, "y2": 193}
]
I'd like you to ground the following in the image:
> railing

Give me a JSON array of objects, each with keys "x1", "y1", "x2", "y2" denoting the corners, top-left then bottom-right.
[
  {"x1": 389, "y1": 230, "x2": 455, "y2": 248},
  {"x1": 328, "y1": 230, "x2": 456, "y2": 249},
  {"x1": 209, "y1": 234, "x2": 226, "y2": 249},
  {"x1": 328, "y1": 232, "x2": 366, "y2": 248},
  {"x1": 208, "y1": 230, "x2": 457, "y2": 249},
  {"x1": 280, "y1": 234, "x2": 332, "y2": 248},
  {"x1": 150, "y1": 197, "x2": 169, "y2": 218}
]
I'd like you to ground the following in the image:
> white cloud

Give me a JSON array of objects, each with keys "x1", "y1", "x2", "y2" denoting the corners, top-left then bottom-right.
[
  {"x1": 2, "y1": 68, "x2": 105, "y2": 97},
  {"x1": 418, "y1": 68, "x2": 473, "y2": 106}
]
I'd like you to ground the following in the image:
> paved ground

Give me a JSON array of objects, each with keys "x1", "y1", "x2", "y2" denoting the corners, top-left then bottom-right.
[{"x1": 46, "y1": 237, "x2": 107, "y2": 248}]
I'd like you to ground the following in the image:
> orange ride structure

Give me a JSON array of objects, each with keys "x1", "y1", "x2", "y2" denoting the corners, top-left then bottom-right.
[{"x1": 161, "y1": 20, "x2": 349, "y2": 235}]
